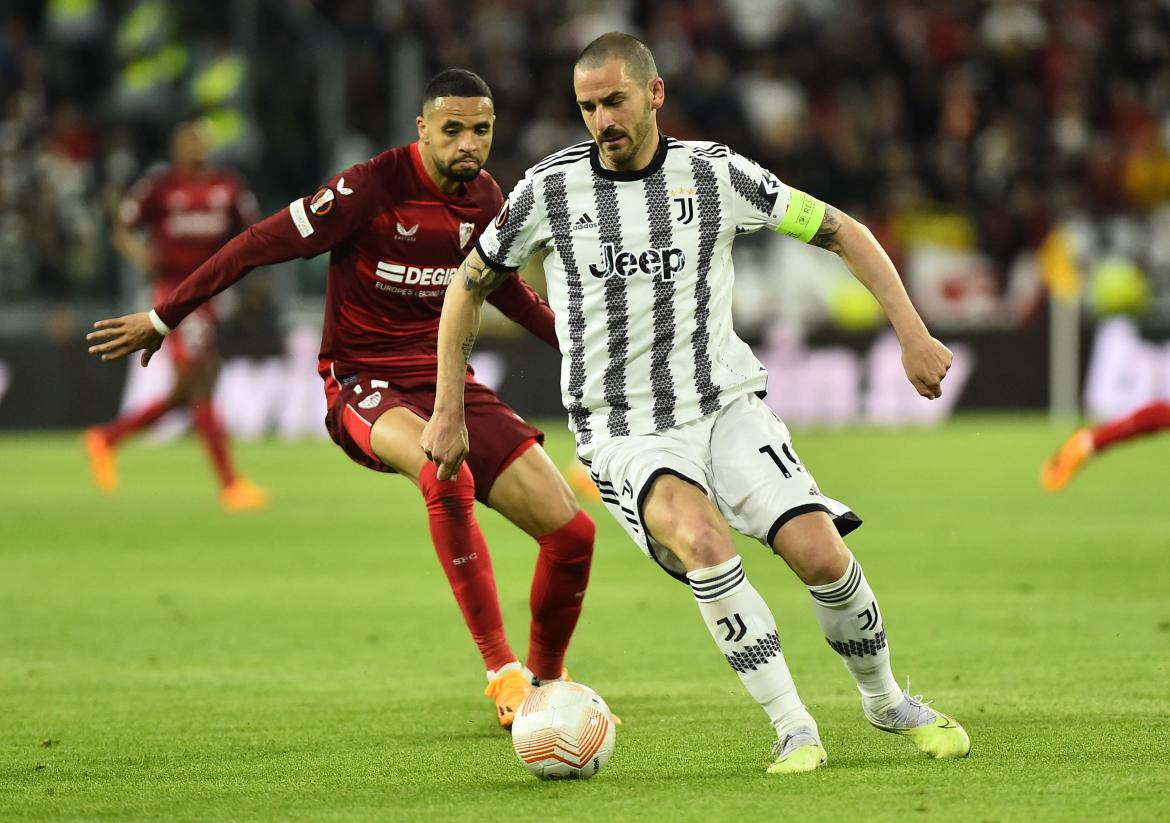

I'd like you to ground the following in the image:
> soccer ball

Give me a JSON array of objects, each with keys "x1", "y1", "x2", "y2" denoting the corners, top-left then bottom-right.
[{"x1": 511, "y1": 681, "x2": 616, "y2": 780}]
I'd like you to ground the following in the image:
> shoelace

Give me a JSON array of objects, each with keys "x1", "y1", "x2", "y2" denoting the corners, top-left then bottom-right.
[
  {"x1": 772, "y1": 729, "x2": 819, "y2": 758},
  {"x1": 885, "y1": 677, "x2": 938, "y2": 727}
]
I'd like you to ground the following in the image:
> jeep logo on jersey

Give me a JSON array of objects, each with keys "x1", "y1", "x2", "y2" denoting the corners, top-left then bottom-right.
[
  {"x1": 375, "y1": 261, "x2": 458, "y2": 286},
  {"x1": 588, "y1": 243, "x2": 686, "y2": 281}
]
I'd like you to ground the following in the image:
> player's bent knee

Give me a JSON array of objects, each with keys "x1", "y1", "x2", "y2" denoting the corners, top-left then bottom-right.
[
  {"x1": 419, "y1": 461, "x2": 476, "y2": 512},
  {"x1": 672, "y1": 522, "x2": 735, "y2": 571},
  {"x1": 539, "y1": 510, "x2": 595, "y2": 563},
  {"x1": 772, "y1": 513, "x2": 850, "y2": 585}
]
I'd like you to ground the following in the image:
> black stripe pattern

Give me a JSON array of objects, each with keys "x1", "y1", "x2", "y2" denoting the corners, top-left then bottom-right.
[
  {"x1": 687, "y1": 141, "x2": 730, "y2": 159},
  {"x1": 544, "y1": 171, "x2": 592, "y2": 442},
  {"x1": 494, "y1": 180, "x2": 536, "y2": 264},
  {"x1": 688, "y1": 155, "x2": 723, "y2": 415},
  {"x1": 687, "y1": 560, "x2": 746, "y2": 603},
  {"x1": 809, "y1": 559, "x2": 861, "y2": 605},
  {"x1": 532, "y1": 141, "x2": 592, "y2": 174},
  {"x1": 826, "y1": 631, "x2": 888, "y2": 658},
  {"x1": 726, "y1": 631, "x2": 783, "y2": 674},
  {"x1": 644, "y1": 167, "x2": 678, "y2": 431},
  {"x1": 594, "y1": 172, "x2": 630, "y2": 437},
  {"x1": 728, "y1": 163, "x2": 778, "y2": 215}
]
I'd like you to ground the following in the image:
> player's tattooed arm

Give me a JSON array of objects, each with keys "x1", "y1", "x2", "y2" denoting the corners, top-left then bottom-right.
[
  {"x1": 809, "y1": 206, "x2": 843, "y2": 254},
  {"x1": 459, "y1": 251, "x2": 507, "y2": 299},
  {"x1": 459, "y1": 331, "x2": 477, "y2": 367}
]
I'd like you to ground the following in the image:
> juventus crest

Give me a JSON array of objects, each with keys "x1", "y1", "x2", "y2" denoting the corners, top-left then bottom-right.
[{"x1": 671, "y1": 188, "x2": 696, "y2": 224}]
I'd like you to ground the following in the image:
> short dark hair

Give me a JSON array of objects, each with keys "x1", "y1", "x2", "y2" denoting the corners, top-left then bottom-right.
[
  {"x1": 575, "y1": 32, "x2": 658, "y2": 85},
  {"x1": 424, "y1": 69, "x2": 493, "y2": 104}
]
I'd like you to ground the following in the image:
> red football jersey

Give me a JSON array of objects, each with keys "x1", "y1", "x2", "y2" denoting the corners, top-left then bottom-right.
[
  {"x1": 155, "y1": 143, "x2": 556, "y2": 377},
  {"x1": 120, "y1": 168, "x2": 259, "y2": 291}
]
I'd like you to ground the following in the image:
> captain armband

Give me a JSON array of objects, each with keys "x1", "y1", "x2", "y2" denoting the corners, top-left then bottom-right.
[{"x1": 774, "y1": 189, "x2": 826, "y2": 243}]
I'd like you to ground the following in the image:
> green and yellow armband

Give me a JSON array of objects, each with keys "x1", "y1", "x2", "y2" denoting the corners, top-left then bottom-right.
[{"x1": 774, "y1": 189, "x2": 825, "y2": 243}]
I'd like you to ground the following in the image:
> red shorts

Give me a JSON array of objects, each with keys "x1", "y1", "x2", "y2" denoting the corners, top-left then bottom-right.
[
  {"x1": 163, "y1": 304, "x2": 217, "y2": 369},
  {"x1": 322, "y1": 367, "x2": 544, "y2": 504}
]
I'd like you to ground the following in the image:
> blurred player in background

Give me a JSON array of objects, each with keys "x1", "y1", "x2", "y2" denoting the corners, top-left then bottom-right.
[
  {"x1": 424, "y1": 34, "x2": 968, "y2": 773},
  {"x1": 84, "y1": 118, "x2": 268, "y2": 511},
  {"x1": 87, "y1": 71, "x2": 596, "y2": 730},
  {"x1": 1041, "y1": 399, "x2": 1170, "y2": 491}
]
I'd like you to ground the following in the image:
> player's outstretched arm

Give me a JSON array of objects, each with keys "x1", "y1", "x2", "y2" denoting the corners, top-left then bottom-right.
[
  {"x1": 421, "y1": 248, "x2": 510, "y2": 480},
  {"x1": 86, "y1": 312, "x2": 165, "y2": 367},
  {"x1": 811, "y1": 206, "x2": 952, "y2": 399}
]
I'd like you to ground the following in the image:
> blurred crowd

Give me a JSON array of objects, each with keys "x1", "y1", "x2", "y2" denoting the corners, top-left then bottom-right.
[{"x1": 2, "y1": 0, "x2": 1169, "y2": 332}]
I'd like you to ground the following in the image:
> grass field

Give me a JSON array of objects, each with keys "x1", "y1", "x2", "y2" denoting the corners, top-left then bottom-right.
[{"x1": 2, "y1": 417, "x2": 1168, "y2": 821}]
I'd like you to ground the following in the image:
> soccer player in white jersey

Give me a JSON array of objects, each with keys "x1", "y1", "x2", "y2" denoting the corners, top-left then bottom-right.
[{"x1": 422, "y1": 32, "x2": 970, "y2": 773}]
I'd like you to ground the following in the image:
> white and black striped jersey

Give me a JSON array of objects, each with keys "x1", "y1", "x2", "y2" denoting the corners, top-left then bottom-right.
[{"x1": 476, "y1": 135, "x2": 826, "y2": 448}]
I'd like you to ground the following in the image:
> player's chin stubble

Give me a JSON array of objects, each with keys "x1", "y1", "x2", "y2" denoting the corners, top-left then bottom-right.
[{"x1": 442, "y1": 159, "x2": 481, "y2": 182}]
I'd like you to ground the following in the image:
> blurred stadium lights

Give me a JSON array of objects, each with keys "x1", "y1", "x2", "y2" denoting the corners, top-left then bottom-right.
[{"x1": 2, "y1": 1, "x2": 1170, "y2": 431}]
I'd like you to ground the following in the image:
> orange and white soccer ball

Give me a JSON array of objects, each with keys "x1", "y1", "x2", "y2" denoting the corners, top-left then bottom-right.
[{"x1": 511, "y1": 681, "x2": 616, "y2": 780}]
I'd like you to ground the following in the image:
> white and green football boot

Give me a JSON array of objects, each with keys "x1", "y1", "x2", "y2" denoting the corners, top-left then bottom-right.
[
  {"x1": 864, "y1": 688, "x2": 970, "y2": 759},
  {"x1": 767, "y1": 729, "x2": 828, "y2": 774}
]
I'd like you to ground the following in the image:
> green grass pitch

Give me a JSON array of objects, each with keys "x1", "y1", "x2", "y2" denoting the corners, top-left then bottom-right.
[{"x1": 2, "y1": 417, "x2": 1168, "y2": 821}]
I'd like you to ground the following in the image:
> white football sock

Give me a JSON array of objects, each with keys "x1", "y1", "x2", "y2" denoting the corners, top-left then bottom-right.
[
  {"x1": 688, "y1": 555, "x2": 816, "y2": 738},
  {"x1": 486, "y1": 660, "x2": 523, "y2": 682},
  {"x1": 807, "y1": 553, "x2": 900, "y2": 712}
]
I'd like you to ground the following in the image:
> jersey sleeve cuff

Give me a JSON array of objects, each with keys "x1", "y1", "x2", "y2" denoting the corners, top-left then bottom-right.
[
  {"x1": 474, "y1": 239, "x2": 520, "y2": 273},
  {"x1": 148, "y1": 308, "x2": 172, "y2": 336}
]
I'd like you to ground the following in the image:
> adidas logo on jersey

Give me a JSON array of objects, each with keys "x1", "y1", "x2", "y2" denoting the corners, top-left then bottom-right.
[
  {"x1": 572, "y1": 213, "x2": 596, "y2": 231},
  {"x1": 589, "y1": 242, "x2": 686, "y2": 282}
]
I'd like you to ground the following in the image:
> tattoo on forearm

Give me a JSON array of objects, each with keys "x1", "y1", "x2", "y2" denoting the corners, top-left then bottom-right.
[
  {"x1": 459, "y1": 332, "x2": 477, "y2": 365},
  {"x1": 460, "y1": 258, "x2": 506, "y2": 294},
  {"x1": 810, "y1": 206, "x2": 843, "y2": 253}
]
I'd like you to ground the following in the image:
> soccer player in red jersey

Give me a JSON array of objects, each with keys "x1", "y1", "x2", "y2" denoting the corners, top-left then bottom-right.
[
  {"x1": 86, "y1": 70, "x2": 597, "y2": 729},
  {"x1": 84, "y1": 119, "x2": 269, "y2": 511},
  {"x1": 1041, "y1": 399, "x2": 1170, "y2": 491}
]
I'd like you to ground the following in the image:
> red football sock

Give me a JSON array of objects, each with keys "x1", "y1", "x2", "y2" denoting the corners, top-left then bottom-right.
[
  {"x1": 1092, "y1": 400, "x2": 1170, "y2": 452},
  {"x1": 419, "y1": 462, "x2": 515, "y2": 673},
  {"x1": 191, "y1": 402, "x2": 237, "y2": 488},
  {"x1": 526, "y1": 509, "x2": 595, "y2": 682},
  {"x1": 101, "y1": 398, "x2": 175, "y2": 446}
]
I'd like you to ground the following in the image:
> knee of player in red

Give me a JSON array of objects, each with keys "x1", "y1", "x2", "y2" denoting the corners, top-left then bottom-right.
[
  {"x1": 528, "y1": 510, "x2": 595, "y2": 682},
  {"x1": 418, "y1": 461, "x2": 514, "y2": 672}
]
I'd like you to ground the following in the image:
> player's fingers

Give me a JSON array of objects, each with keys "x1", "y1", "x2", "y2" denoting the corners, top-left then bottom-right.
[
  {"x1": 85, "y1": 326, "x2": 121, "y2": 342},
  {"x1": 141, "y1": 348, "x2": 154, "y2": 367},
  {"x1": 91, "y1": 318, "x2": 122, "y2": 329}
]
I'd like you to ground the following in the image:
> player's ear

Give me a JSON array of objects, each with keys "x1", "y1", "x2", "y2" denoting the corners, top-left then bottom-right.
[
  {"x1": 649, "y1": 77, "x2": 664, "y2": 111},
  {"x1": 416, "y1": 114, "x2": 428, "y2": 143}
]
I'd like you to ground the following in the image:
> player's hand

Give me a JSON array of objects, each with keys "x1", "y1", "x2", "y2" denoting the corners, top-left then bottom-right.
[
  {"x1": 901, "y1": 333, "x2": 952, "y2": 399},
  {"x1": 420, "y1": 411, "x2": 469, "y2": 481},
  {"x1": 86, "y1": 312, "x2": 164, "y2": 367}
]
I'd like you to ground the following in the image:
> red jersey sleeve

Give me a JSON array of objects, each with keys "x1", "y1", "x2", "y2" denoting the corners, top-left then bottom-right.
[
  {"x1": 153, "y1": 156, "x2": 394, "y2": 329},
  {"x1": 487, "y1": 273, "x2": 558, "y2": 349},
  {"x1": 118, "y1": 176, "x2": 160, "y2": 229}
]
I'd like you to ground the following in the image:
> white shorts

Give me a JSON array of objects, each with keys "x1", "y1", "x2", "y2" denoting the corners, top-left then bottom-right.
[{"x1": 578, "y1": 393, "x2": 860, "y2": 582}]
